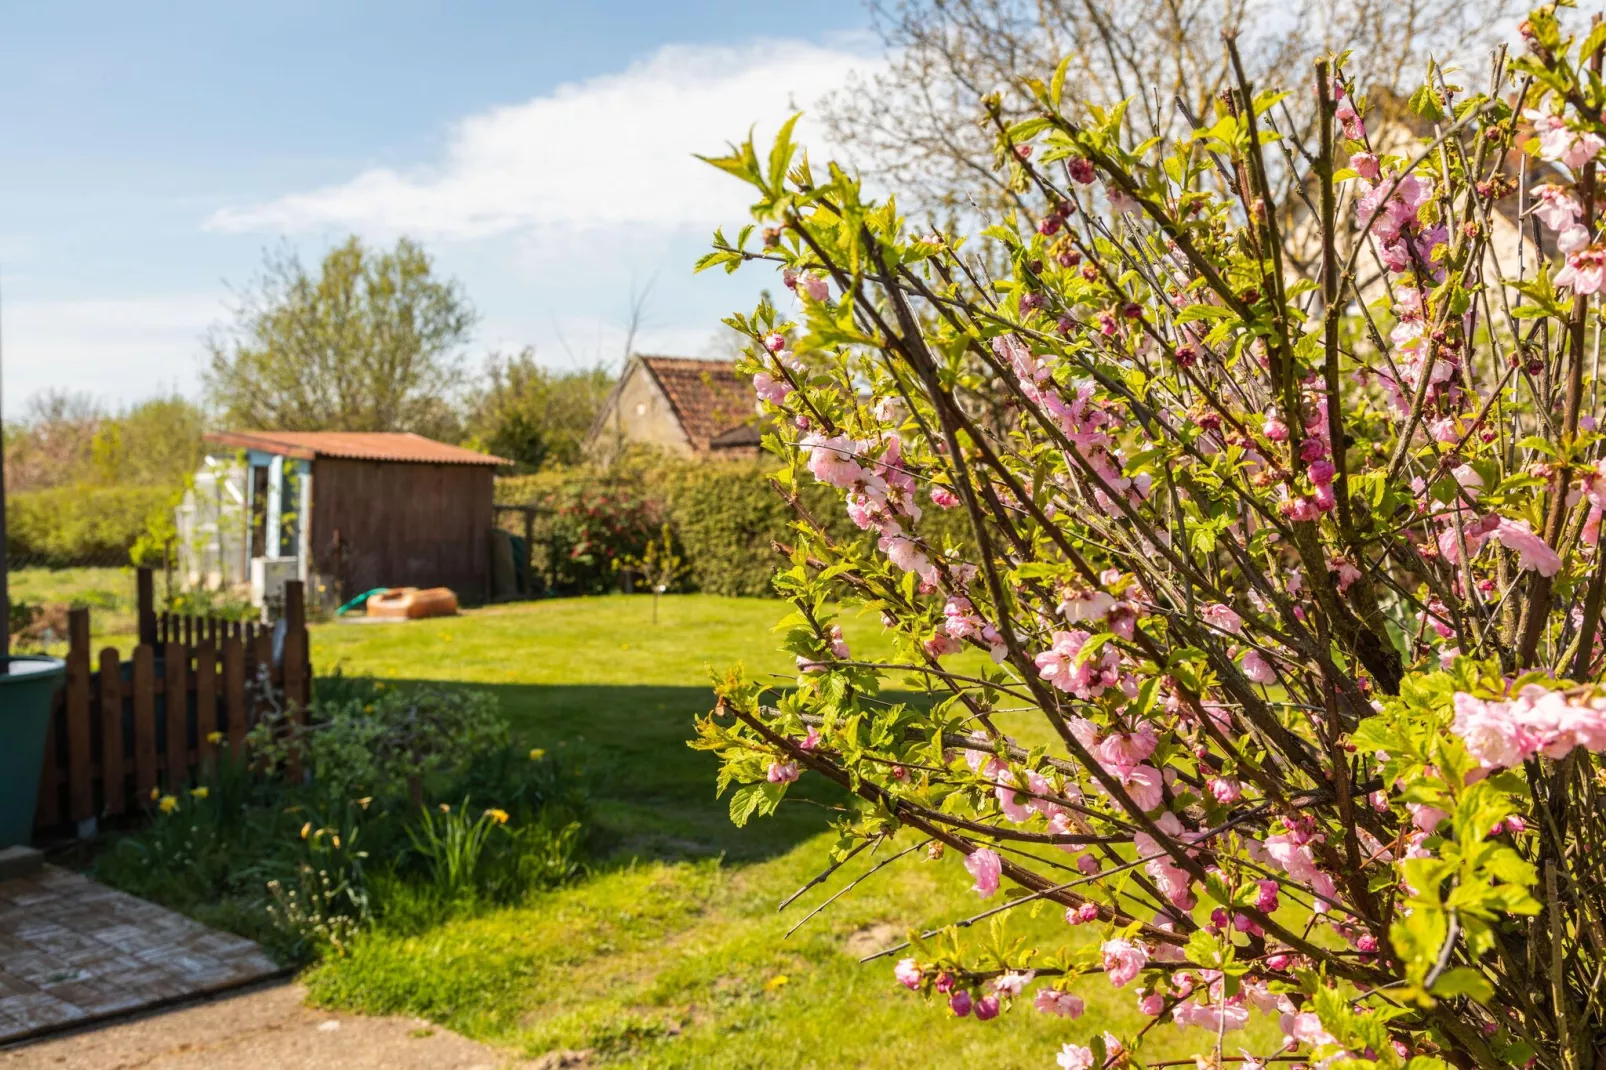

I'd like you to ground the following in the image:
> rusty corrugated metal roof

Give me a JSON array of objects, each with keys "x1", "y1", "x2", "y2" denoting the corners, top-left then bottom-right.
[
  {"x1": 205, "y1": 430, "x2": 510, "y2": 466},
  {"x1": 637, "y1": 356, "x2": 755, "y2": 451}
]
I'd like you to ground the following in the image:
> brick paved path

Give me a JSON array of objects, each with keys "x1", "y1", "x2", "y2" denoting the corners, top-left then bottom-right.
[{"x1": 0, "y1": 865, "x2": 280, "y2": 1042}]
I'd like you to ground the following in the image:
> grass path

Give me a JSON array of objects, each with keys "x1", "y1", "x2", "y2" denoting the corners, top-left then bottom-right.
[{"x1": 304, "y1": 595, "x2": 1272, "y2": 1067}]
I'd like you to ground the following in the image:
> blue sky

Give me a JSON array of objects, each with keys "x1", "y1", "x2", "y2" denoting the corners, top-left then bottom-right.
[{"x1": 0, "y1": 1, "x2": 878, "y2": 416}]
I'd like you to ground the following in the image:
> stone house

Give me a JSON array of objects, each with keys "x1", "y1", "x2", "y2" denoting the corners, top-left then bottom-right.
[{"x1": 586, "y1": 355, "x2": 761, "y2": 461}]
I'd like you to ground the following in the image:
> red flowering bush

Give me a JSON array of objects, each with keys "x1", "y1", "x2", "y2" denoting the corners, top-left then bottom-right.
[
  {"x1": 544, "y1": 484, "x2": 663, "y2": 595},
  {"x1": 694, "y1": 10, "x2": 1606, "y2": 1069}
]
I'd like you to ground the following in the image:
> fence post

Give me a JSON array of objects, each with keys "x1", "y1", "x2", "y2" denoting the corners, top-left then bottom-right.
[
  {"x1": 99, "y1": 647, "x2": 125, "y2": 817},
  {"x1": 164, "y1": 639, "x2": 188, "y2": 790},
  {"x1": 64, "y1": 608, "x2": 94, "y2": 827},
  {"x1": 132, "y1": 644, "x2": 157, "y2": 803},
  {"x1": 137, "y1": 567, "x2": 157, "y2": 647},
  {"x1": 282, "y1": 581, "x2": 307, "y2": 779}
]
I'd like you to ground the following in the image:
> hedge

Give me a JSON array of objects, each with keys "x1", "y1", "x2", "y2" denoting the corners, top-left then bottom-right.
[
  {"x1": 7, "y1": 484, "x2": 177, "y2": 567},
  {"x1": 497, "y1": 453, "x2": 973, "y2": 599}
]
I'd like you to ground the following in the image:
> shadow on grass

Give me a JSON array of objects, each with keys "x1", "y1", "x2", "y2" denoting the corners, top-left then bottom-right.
[{"x1": 376, "y1": 679, "x2": 847, "y2": 864}]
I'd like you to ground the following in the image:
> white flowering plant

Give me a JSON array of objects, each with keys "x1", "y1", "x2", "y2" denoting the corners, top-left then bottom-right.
[{"x1": 692, "y1": 6, "x2": 1606, "y2": 1069}]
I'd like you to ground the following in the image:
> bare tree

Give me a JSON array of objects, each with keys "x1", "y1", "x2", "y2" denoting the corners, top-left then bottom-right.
[{"x1": 824, "y1": 0, "x2": 1518, "y2": 213}]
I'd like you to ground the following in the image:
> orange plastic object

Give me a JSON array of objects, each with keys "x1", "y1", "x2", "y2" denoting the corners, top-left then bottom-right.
[{"x1": 365, "y1": 587, "x2": 459, "y2": 620}]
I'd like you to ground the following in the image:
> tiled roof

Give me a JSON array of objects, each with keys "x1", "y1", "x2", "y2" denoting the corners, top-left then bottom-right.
[
  {"x1": 637, "y1": 357, "x2": 755, "y2": 451},
  {"x1": 205, "y1": 430, "x2": 510, "y2": 466}
]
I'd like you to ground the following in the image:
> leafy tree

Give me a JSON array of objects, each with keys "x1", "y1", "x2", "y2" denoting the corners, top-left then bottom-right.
[
  {"x1": 699, "y1": 11, "x2": 1606, "y2": 1069},
  {"x1": 90, "y1": 394, "x2": 206, "y2": 487},
  {"x1": 824, "y1": 0, "x2": 1515, "y2": 214},
  {"x1": 205, "y1": 237, "x2": 476, "y2": 439},
  {"x1": 464, "y1": 349, "x2": 613, "y2": 471}
]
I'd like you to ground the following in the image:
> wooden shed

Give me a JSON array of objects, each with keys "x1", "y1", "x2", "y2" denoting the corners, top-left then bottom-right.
[{"x1": 184, "y1": 431, "x2": 509, "y2": 606}]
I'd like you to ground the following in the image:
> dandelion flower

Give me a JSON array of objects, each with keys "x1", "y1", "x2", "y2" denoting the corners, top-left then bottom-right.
[{"x1": 157, "y1": 794, "x2": 178, "y2": 815}]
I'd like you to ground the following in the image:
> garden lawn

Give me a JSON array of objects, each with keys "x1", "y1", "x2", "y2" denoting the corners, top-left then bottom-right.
[
  {"x1": 305, "y1": 595, "x2": 1275, "y2": 1067},
  {"x1": 9, "y1": 566, "x2": 140, "y2": 647}
]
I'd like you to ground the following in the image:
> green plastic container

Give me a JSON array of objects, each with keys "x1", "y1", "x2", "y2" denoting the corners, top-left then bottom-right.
[{"x1": 0, "y1": 655, "x2": 66, "y2": 848}]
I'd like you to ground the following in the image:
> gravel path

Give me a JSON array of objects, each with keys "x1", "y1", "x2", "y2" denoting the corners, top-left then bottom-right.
[{"x1": 0, "y1": 981, "x2": 542, "y2": 1070}]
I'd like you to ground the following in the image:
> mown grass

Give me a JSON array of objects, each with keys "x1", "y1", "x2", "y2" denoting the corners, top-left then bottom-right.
[
  {"x1": 9, "y1": 565, "x2": 140, "y2": 648},
  {"x1": 303, "y1": 595, "x2": 1274, "y2": 1067}
]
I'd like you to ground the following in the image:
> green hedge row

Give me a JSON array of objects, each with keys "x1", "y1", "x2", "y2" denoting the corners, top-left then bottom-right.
[
  {"x1": 7, "y1": 484, "x2": 176, "y2": 567},
  {"x1": 498, "y1": 456, "x2": 973, "y2": 599}
]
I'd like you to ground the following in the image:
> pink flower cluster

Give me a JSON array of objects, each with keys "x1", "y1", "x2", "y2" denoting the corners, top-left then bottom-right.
[
  {"x1": 1035, "y1": 630, "x2": 1127, "y2": 699},
  {"x1": 1452, "y1": 685, "x2": 1606, "y2": 770}
]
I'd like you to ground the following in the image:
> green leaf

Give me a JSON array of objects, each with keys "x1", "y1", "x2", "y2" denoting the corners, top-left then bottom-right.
[
  {"x1": 1050, "y1": 55, "x2": 1073, "y2": 110},
  {"x1": 1430, "y1": 966, "x2": 1494, "y2": 1002}
]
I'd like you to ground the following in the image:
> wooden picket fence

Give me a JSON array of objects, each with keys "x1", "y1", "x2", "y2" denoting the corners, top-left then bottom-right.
[{"x1": 35, "y1": 568, "x2": 311, "y2": 834}]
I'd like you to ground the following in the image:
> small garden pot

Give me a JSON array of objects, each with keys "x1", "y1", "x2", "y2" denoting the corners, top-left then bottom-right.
[{"x1": 0, "y1": 656, "x2": 66, "y2": 848}]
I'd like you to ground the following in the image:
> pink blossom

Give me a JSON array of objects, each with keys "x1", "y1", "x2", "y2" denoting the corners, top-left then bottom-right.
[
  {"x1": 767, "y1": 761, "x2": 799, "y2": 784},
  {"x1": 930, "y1": 485, "x2": 960, "y2": 509},
  {"x1": 1066, "y1": 901, "x2": 1100, "y2": 924},
  {"x1": 1561, "y1": 224, "x2": 1593, "y2": 255},
  {"x1": 949, "y1": 989, "x2": 973, "y2": 1017},
  {"x1": 1263, "y1": 414, "x2": 1289, "y2": 442},
  {"x1": 1351, "y1": 151, "x2": 1380, "y2": 180},
  {"x1": 964, "y1": 847, "x2": 1002, "y2": 897},
  {"x1": 798, "y1": 728, "x2": 821, "y2": 751},
  {"x1": 1241, "y1": 648, "x2": 1276, "y2": 685},
  {"x1": 1202, "y1": 602, "x2": 1244, "y2": 635},
  {"x1": 973, "y1": 994, "x2": 1000, "y2": 1020},
  {"x1": 924, "y1": 633, "x2": 962, "y2": 659},
  {"x1": 800, "y1": 274, "x2": 831, "y2": 302},
  {"x1": 1280, "y1": 1010, "x2": 1337, "y2": 1048},
  {"x1": 1035, "y1": 988, "x2": 1085, "y2": 1018},
  {"x1": 752, "y1": 371, "x2": 792, "y2": 405},
  {"x1": 1057, "y1": 1044, "x2": 1095, "y2": 1070},
  {"x1": 1408, "y1": 803, "x2": 1447, "y2": 834},
  {"x1": 1255, "y1": 880, "x2": 1280, "y2": 913},
  {"x1": 1526, "y1": 109, "x2": 1605, "y2": 169},
  {"x1": 878, "y1": 534, "x2": 933, "y2": 576},
  {"x1": 1059, "y1": 588, "x2": 1116, "y2": 624},
  {"x1": 1100, "y1": 938, "x2": 1149, "y2": 987},
  {"x1": 827, "y1": 624, "x2": 850, "y2": 659},
  {"x1": 1208, "y1": 777, "x2": 1242, "y2": 804},
  {"x1": 1488, "y1": 519, "x2": 1562, "y2": 576},
  {"x1": 802, "y1": 433, "x2": 869, "y2": 488},
  {"x1": 1174, "y1": 999, "x2": 1250, "y2": 1032},
  {"x1": 1036, "y1": 630, "x2": 1122, "y2": 699},
  {"x1": 1117, "y1": 764, "x2": 1165, "y2": 811},
  {"x1": 1139, "y1": 992, "x2": 1166, "y2": 1016},
  {"x1": 894, "y1": 957, "x2": 922, "y2": 989},
  {"x1": 1335, "y1": 99, "x2": 1364, "y2": 139},
  {"x1": 1557, "y1": 244, "x2": 1606, "y2": 295},
  {"x1": 1532, "y1": 184, "x2": 1582, "y2": 230}
]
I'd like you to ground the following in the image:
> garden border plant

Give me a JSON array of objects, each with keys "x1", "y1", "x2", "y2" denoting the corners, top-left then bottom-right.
[{"x1": 694, "y1": 8, "x2": 1606, "y2": 1068}]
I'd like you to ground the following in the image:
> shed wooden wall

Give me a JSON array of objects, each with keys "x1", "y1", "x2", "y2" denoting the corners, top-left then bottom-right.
[{"x1": 308, "y1": 459, "x2": 493, "y2": 600}]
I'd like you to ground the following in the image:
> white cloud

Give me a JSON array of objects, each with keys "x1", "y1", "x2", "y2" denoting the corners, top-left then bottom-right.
[
  {"x1": 3, "y1": 295, "x2": 220, "y2": 414},
  {"x1": 206, "y1": 40, "x2": 878, "y2": 240}
]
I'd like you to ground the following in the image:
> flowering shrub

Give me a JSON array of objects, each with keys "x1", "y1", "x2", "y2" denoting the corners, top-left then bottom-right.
[
  {"x1": 545, "y1": 484, "x2": 664, "y2": 595},
  {"x1": 694, "y1": 11, "x2": 1606, "y2": 1069}
]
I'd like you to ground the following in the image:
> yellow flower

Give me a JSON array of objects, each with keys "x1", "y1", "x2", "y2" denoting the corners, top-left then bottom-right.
[
  {"x1": 363, "y1": 704, "x2": 374, "y2": 714},
  {"x1": 529, "y1": 748, "x2": 547, "y2": 761},
  {"x1": 157, "y1": 794, "x2": 178, "y2": 814},
  {"x1": 149, "y1": 787, "x2": 160, "y2": 801},
  {"x1": 485, "y1": 808, "x2": 510, "y2": 825},
  {"x1": 764, "y1": 974, "x2": 789, "y2": 992},
  {"x1": 356, "y1": 796, "x2": 372, "y2": 810},
  {"x1": 191, "y1": 786, "x2": 209, "y2": 800},
  {"x1": 300, "y1": 821, "x2": 313, "y2": 839},
  {"x1": 439, "y1": 803, "x2": 451, "y2": 813},
  {"x1": 206, "y1": 731, "x2": 224, "y2": 745},
  {"x1": 331, "y1": 834, "x2": 341, "y2": 849}
]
